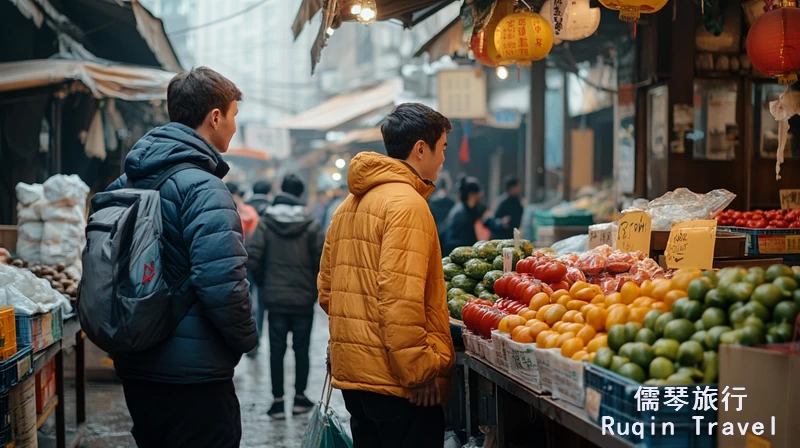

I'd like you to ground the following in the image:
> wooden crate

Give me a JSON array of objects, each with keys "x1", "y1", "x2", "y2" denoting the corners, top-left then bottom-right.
[
  {"x1": 0, "y1": 226, "x2": 17, "y2": 253},
  {"x1": 650, "y1": 231, "x2": 745, "y2": 259}
]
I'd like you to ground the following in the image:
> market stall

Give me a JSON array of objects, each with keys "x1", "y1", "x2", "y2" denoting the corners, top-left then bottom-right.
[
  {"x1": 0, "y1": 175, "x2": 87, "y2": 448},
  {"x1": 444, "y1": 188, "x2": 799, "y2": 448}
]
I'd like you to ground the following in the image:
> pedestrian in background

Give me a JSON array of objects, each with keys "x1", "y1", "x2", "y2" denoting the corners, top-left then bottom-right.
[
  {"x1": 105, "y1": 66, "x2": 256, "y2": 447},
  {"x1": 319, "y1": 103, "x2": 456, "y2": 448},
  {"x1": 442, "y1": 175, "x2": 485, "y2": 254},
  {"x1": 247, "y1": 179, "x2": 272, "y2": 216},
  {"x1": 428, "y1": 174, "x2": 455, "y2": 244},
  {"x1": 484, "y1": 175, "x2": 523, "y2": 240},
  {"x1": 246, "y1": 173, "x2": 324, "y2": 419},
  {"x1": 227, "y1": 182, "x2": 259, "y2": 240}
]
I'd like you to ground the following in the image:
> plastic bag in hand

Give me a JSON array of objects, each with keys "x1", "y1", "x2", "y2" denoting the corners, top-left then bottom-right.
[{"x1": 301, "y1": 373, "x2": 353, "y2": 448}]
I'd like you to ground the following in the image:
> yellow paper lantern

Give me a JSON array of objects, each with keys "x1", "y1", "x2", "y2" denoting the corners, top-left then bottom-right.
[
  {"x1": 540, "y1": 0, "x2": 601, "y2": 44},
  {"x1": 597, "y1": 0, "x2": 669, "y2": 22},
  {"x1": 494, "y1": 11, "x2": 554, "y2": 67},
  {"x1": 471, "y1": 0, "x2": 516, "y2": 67}
]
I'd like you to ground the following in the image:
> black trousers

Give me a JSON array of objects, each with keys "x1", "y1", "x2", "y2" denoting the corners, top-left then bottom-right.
[
  {"x1": 122, "y1": 379, "x2": 241, "y2": 448},
  {"x1": 268, "y1": 312, "x2": 313, "y2": 398},
  {"x1": 342, "y1": 390, "x2": 445, "y2": 448}
]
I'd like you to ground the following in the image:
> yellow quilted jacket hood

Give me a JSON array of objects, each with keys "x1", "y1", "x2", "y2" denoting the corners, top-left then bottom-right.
[{"x1": 319, "y1": 152, "x2": 455, "y2": 400}]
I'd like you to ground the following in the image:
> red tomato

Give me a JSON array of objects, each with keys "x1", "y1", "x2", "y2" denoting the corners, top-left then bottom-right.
[
  {"x1": 523, "y1": 282, "x2": 543, "y2": 303},
  {"x1": 774, "y1": 220, "x2": 789, "y2": 228},
  {"x1": 752, "y1": 220, "x2": 768, "y2": 229},
  {"x1": 732, "y1": 211, "x2": 743, "y2": 220},
  {"x1": 514, "y1": 277, "x2": 530, "y2": 300},
  {"x1": 550, "y1": 280, "x2": 570, "y2": 291},
  {"x1": 494, "y1": 276, "x2": 509, "y2": 298},
  {"x1": 507, "y1": 276, "x2": 521, "y2": 300},
  {"x1": 533, "y1": 262, "x2": 568, "y2": 284},
  {"x1": 744, "y1": 212, "x2": 754, "y2": 220},
  {"x1": 790, "y1": 222, "x2": 800, "y2": 228},
  {"x1": 755, "y1": 209, "x2": 765, "y2": 215},
  {"x1": 786, "y1": 211, "x2": 798, "y2": 222},
  {"x1": 734, "y1": 219, "x2": 747, "y2": 227}
]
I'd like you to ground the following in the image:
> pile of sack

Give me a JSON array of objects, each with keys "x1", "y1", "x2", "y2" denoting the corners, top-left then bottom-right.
[{"x1": 15, "y1": 175, "x2": 89, "y2": 272}]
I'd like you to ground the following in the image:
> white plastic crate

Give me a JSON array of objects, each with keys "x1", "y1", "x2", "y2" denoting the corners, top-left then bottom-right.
[{"x1": 501, "y1": 334, "x2": 541, "y2": 390}]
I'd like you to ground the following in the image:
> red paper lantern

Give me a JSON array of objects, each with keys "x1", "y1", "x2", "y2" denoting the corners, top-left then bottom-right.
[
  {"x1": 471, "y1": 0, "x2": 515, "y2": 67},
  {"x1": 746, "y1": 6, "x2": 800, "y2": 85}
]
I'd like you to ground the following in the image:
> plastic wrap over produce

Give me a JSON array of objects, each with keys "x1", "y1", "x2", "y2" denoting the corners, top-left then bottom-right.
[
  {"x1": 0, "y1": 264, "x2": 72, "y2": 315},
  {"x1": 636, "y1": 188, "x2": 736, "y2": 231},
  {"x1": 550, "y1": 234, "x2": 588, "y2": 256}
]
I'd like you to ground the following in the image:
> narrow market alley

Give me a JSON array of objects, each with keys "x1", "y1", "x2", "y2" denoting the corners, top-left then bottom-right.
[{"x1": 58, "y1": 307, "x2": 345, "y2": 448}]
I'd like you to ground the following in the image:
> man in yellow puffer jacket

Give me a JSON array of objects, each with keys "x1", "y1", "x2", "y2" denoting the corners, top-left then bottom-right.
[{"x1": 319, "y1": 103, "x2": 455, "y2": 448}]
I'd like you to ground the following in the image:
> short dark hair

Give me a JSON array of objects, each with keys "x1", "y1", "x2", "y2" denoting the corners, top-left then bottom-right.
[
  {"x1": 381, "y1": 103, "x2": 452, "y2": 160},
  {"x1": 168, "y1": 67, "x2": 243, "y2": 129},
  {"x1": 225, "y1": 182, "x2": 241, "y2": 197},
  {"x1": 457, "y1": 175, "x2": 482, "y2": 202},
  {"x1": 281, "y1": 173, "x2": 305, "y2": 198},
  {"x1": 504, "y1": 175, "x2": 520, "y2": 192},
  {"x1": 252, "y1": 180, "x2": 272, "y2": 196}
]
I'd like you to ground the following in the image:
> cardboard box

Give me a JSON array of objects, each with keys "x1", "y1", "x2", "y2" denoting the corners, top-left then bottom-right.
[
  {"x1": 0, "y1": 225, "x2": 16, "y2": 253},
  {"x1": 718, "y1": 344, "x2": 800, "y2": 448}
]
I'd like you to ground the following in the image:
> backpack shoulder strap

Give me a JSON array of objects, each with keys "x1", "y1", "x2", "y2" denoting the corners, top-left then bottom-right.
[{"x1": 147, "y1": 163, "x2": 199, "y2": 191}]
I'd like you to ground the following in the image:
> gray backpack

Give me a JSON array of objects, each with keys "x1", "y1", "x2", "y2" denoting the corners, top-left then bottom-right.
[{"x1": 78, "y1": 163, "x2": 196, "y2": 353}]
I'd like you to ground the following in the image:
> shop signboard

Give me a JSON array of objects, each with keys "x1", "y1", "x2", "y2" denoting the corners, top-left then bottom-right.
[{"x1": 437, "y1": 69, "x2": 488, "y2": 119}]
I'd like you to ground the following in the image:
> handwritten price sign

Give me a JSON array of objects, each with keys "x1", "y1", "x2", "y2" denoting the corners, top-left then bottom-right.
[
  {"x1": 665, "y1": 220, "x2": 718, "y2": 270},
  {"x1": 616, "y1": 211, "x2": 652, "y2": 254},
  {"x1": 780, "y1": 189, "x2": 800, "y2": 210},
  {"x1": 589, "y1": 224, "x2": 617, "y2": 249}
]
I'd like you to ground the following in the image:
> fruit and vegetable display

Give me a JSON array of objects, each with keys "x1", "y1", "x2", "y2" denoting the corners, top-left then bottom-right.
[
  {"x1": 445, "y1": 240, "x2": 533, "y2": 320},
  {"x1": 717, "y1": 208, "x2": 800, "y2": 229}
]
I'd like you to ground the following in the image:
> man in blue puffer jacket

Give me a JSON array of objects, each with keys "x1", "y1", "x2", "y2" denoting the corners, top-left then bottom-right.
[{"x1": 106, "y1": 67, "x2": 257, "y2": 447}]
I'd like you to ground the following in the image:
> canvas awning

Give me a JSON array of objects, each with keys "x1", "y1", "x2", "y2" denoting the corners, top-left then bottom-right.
[
  {"x1": 414, "y1": 16, "x2": 464, "y2": 61},
  {"x1": 273, "y1": 79, "x2": 402, "y2": 131},
  {"x1": 0, "y1": 59, "x2": 174, "y2": 101},
  {"x1": 292, "y1": 0, "x2": 458, "y2": 39}
]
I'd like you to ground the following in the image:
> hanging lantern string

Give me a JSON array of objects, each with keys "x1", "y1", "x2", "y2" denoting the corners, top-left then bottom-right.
[
  {"x1": 518, "y1": 0, "x2": 534, "y2": 11},
  {"x1": 763, "y1": 0, "x2": 774, "y2": 12}
]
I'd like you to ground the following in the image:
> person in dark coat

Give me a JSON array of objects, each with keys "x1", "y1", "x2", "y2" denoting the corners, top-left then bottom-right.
[
  {"x1": 442, "y1": 176, "x2": 485, "y2": 254},
  {"x1": 247, "y1": 179, "x2": 272, "y2": 215},
  {"x1": 484, "y1": 175, "x2": 524, "y2": 240},
  {"x1": 105, "y1": 67, "x2": 257, "y2": 448},
  {"x1": 428, "y1": 175, "x2": 455, "y2": 239},
  {"x1": 246, "y1": 173, "x2": 324, "y2": 420}
]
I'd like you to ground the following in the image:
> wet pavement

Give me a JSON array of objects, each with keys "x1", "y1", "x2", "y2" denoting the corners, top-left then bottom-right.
[{"x1": 62, "y1": 306, "x2": 348, "y2": 448}]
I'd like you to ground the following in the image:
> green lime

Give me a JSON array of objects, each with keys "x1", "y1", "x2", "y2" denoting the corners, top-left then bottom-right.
[
  {"x1": 720, "y1": 330, "x2": 742, "y2": 345},
  {"x1": 740, "y1": 325, "x2": 763, "y2": 346},
  {"x1": 691, "y1": 330, "x2": 708, "y2": 349},
  {"x1": 624, "y1": 322, "x2": 643, "y2": 342},
  {"x1": 773, "y1": 300, "x2": 799, "y2": 324},
  {"x1": 753, "y1": 283, "x2": 783, "y2": 309},
  {"x1": 793, "y1": 266, "x2": 800, "y2": 284},
  {"x1": 665, "y1": 372, "x2": 695, "y2": 385},
  {"x1": 705, "y1": 326, "x2": 732, "y2": 351},
  {"x1": 593, "y1": 348, "x2": 614, "y2": 368},
  {"x1": 684, "y1": 300, "x2": 704, "y2": 321},
  {"x1": 635, "y1": 328, "x2": 657, "y2": 345},
  {"x1": 649, "y1": 357, "x2": 676, "y2": 380},
  {"x1": 730, "y1": 306, "x2": 751, "y2": 329},
  {"x1": 644, "y1": 310, "x2": 664, "y2": 332},
  {"x1": 719, "y1": 267, "x2": 747, "y2": 283},
  {"x1": 773, "y1": 276, "x2": 798, "y2": 298},
  {"x1": 654, "y1": 312, "x2": 675, "y2": 338},
  {"x1": 745, "y1": 301, "x2": 771, "y2": 322},
  {"x1": 645, "y1": 379, "x2": 667, "y2": 386},
  {"x1": 610, "y1": 355, "x2": 630, "y2": 373},
  {"x1": 743, "y1": 315, "x2": 765, "y2": 332},
  {"x1": 705, "y1": 289, "x2": 726, "y2": 309},
  {"x1": 729, "y1": 282, "x2": 755, "y2": 303},
  {"x1": 677, "y1": 366, "x2": 705, "y2": 382},
  {"x1": 793, "y1": 289, "x2": 800, "y2": 307},
  {"x1": 702, "y1": 270, "x2": 720, "y2": 287},
  {"x1": 653, "y1": 338, "x2": 680, "y2": 361},
  {"x1": 702, "y1": 307, "x2": 728, "y2": 329},
  {"x1": 671, "y1": 298, "x2": 690, "y2": 319},
  {"x1": 618, "y1": 363, "x2": 647, "y2": 383},
  {"x1": 776, "y1": 322, "x2": 794, "y2": 342},
  {"x1": 744, "y1": 271, "x2": 765, "y2": 287},
  {"x1": 678, "y1": 340, "x2": 705, "y2": 366},
  {"x1": 702, "y1": 351, "x2": 719, "y2": 383},
  {"x1": 607, "y1": 325, "x2": 628, "y2": 352},
  {"x1": 695, "y1": 319, "x2": 705, "y2": 331},
  {"x1": 766, "y1": 264, "x2": 794, "y2": 282},
  {"x1": 729, "y1": 301, "x2": 745, "y2": 315},
  {"x1": 664, "y1": 319, "x2": 696, "y2": 343},
  {"x1": 629, "y1": 342, "x2": 655, "y2": 370},
  {"x1": 619, "y1": 342, "x2": 636, "y2": 360},
  {"x1": 688, "y1": 277, "x2": 714, "y2": 302}
]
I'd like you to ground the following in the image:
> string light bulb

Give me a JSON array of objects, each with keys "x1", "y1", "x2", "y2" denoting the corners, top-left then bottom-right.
[
  {"x1": 357, "y1": 0, "x2": 377, "y2": 24},
  {"x1": 496, "y1": 66, "x2": 509, "y2": 80},
  {"x1": 332, "y1": 172, "x2": 342, "y2": 181},
  {"x1": 350, "y1": 3, "x2": 362, "y2": 15},
  {"x1": 335, "y1": 158, "x2": 346, "y2": 169}
]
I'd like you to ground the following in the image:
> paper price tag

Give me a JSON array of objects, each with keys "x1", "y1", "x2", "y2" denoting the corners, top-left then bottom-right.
[
  {"x1": 616, "y1": 211, "x2": 652, "y2": 254},
  {"x1": 585, "y1": 388, "x2": 602, "y2": 422},
  {"x1": 589, "y1": 224, "x2": 617, "y2": 249},
  {"x1": 513, "y1": 228, "x2": 521, "y2": 250},
  {"x1": 780, "y1": 189, "x2": 800, "y2": 210},
  {"x1": 503, "y1": 247, "x2": 514, "y2": 272},
  {"x1": 665, "y1": 220, "x2": 717, "y2": 270}
]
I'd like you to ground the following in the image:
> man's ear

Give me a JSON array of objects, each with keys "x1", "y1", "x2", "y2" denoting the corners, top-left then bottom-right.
[
  {"x1": 209, "y1": 109, "x2": 221, "y2": 130},
  {"x1": 414, "y1": 140, "x2": 426, "y2": 158}
]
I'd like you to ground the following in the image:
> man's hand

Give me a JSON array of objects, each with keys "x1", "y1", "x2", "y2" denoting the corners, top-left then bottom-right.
[
  {"x1": 409, "y1": 379, "x2": 441, "y2": 407},
  {"x1": 502, "y1": 216, "x2": 511, "y2": 228}
]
